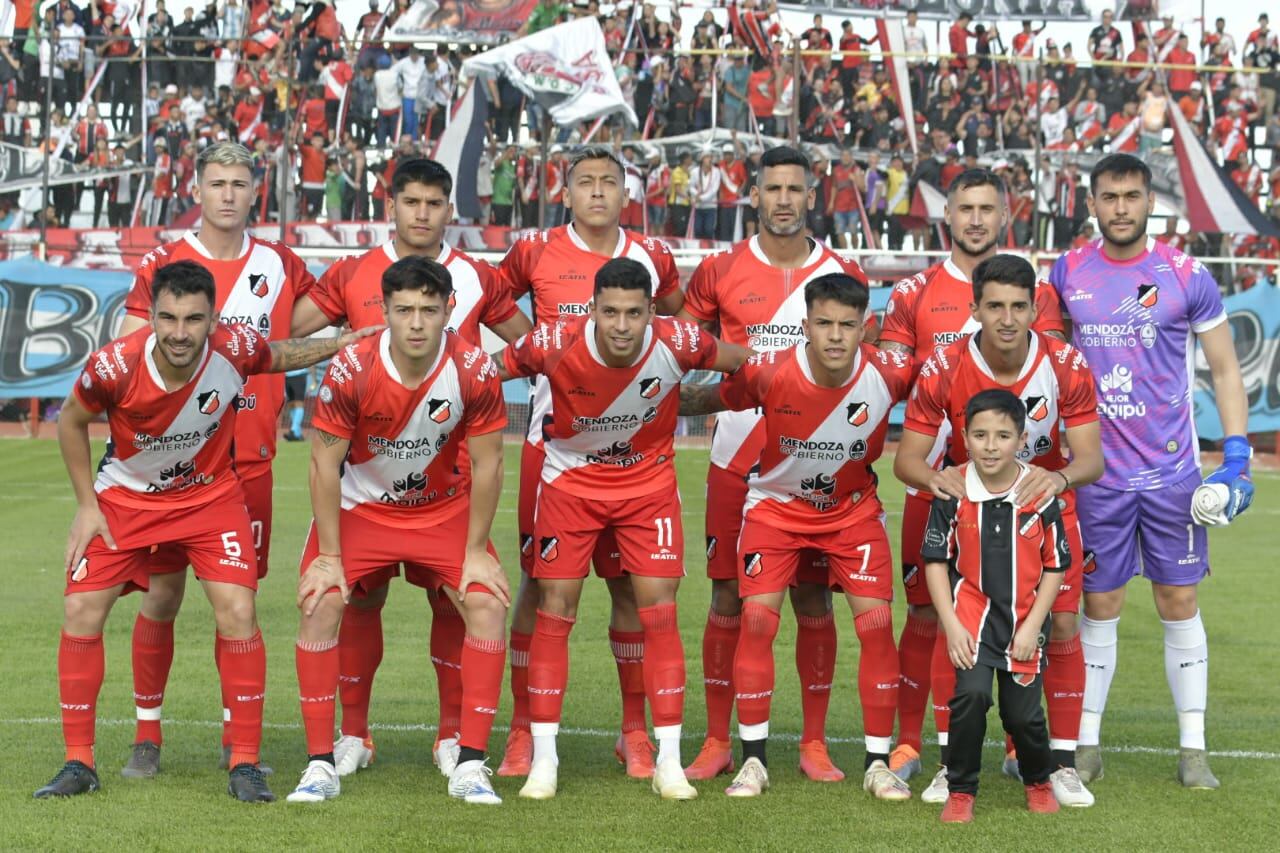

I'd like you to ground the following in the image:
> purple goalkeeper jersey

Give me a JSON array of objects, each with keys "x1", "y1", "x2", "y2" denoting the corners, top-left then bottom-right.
[{"x1": 1050, "y1": 237, "x2": 1227, "y2": 492}]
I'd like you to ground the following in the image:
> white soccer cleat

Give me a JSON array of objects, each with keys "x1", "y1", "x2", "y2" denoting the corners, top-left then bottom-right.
[
  {"x1": 724, "y1": 757, "x2": 769, "y2": 798},
  {"x1": 863, "y1": 759, "x2": 912, "y2": 801},
  {"x1": 921, "y1": 766, "x2": 950, "y2": 804},
  {"x1": 285, "y1": 760, "x2": 340, "y2": 803},
  {"x1": 651, "y1": 757, "x2": 698, "y2": 800},
  {"x1": 448, "y1": 759, "x2": 502, "y2": 805},
  {"x1": 518, "y1": 758, "x2": 559, "y2": 800},
  {"x1": 434, "y1": 736, "x2": 461, "y2": 778},
  {"x1": 1050, "y1": 766, "x2": 1095, "y2": 807},
  {"x1": 333, "y1": 734, "x2": 375, "y2": 777}
]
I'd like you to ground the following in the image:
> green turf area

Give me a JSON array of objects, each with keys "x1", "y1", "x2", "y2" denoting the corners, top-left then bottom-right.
[{"x1": 1, "y1": 440, "x2": 1277, "y2": 850}]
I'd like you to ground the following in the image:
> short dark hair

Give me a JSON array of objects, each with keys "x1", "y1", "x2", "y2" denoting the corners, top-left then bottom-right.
[
  {"x1": 971, "y1": 254, "x2": 1036, "y2": 303},
  {"x1": 965, "y1": 388, "x2": 1026, "y2": 435},
  {"x1": 594, "y1": 257, "x2": 652, "y2": 298},
  {"x1": 381, "y1": 255, "x2": 453, "y2": 302},
  {"x1": 567, "y1": 145, "x2": 625, "y2": 182},
  {"x1": 805, "y1": 272, "x2": 869, "y2": 313},
  {"x1": 151, "y1": 260, "x2": 215, "y2": 308},
  {"x1": 392, "y1": 157, "x2": 453, "y2": 197},
  {"x1": 1090, "y1": 153, "x2": 1151, "y2": 194},
  {"x1": 758, "y1": 145, "x2": 811, "y2": 185},
  {"x1": 947, "y1": 166, "x2": 1005, "y2": 199}
]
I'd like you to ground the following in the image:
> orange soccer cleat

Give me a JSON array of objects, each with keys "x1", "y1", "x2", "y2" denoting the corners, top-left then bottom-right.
[
  {"x1": 614, "y1": 731, "x2": 657, "y2": 779},
  {"x1": 941, "y1": 792, "x2": 975, "y2": 823},
  {"x1": 496, "y1": 729, "x2": 532, "y2": 778},
  {"x1": 798, "y1": 740, "x2": 845, "y2": 782},
  {"x1": 684, "y1": 737, "x2": 734, "y2": 780},
  {"x1": 1026, "y1": 781, "x2": 1061, "y2": 814}
]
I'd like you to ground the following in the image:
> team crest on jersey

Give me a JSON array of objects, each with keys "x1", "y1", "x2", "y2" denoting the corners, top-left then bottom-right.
[
  {"x1": 1137, "y1": 284, "x2": 1159, "y2": 308},
  {"x1": 642, "y1": 407, "x2": 658, "y2": 423},
  {"x1": 1082, "y1": 550, "x2": 1096, "y2": 575},
  {"x1": 248, "y1": 273, "x2": 269, "y2": 298},
  {"x1": 428, "y1": 399, "x2": 452, "y2": 424},
  {"x1": 706, "y1": 536, "x2": 718, "y2": 559},
  {"x1": 1017, "y1": 512, "x2": 1041, "y2": 538},
  {"x1": 743, "y1": 552, "x2": 763, "y2": 577},
  {"x1": 520, "y1": 534, "x2": 534, "y2": 555},
  {"x1": 197, "y1": 390, "x2": 220, "y2": 415},
  {"x1": 1024, "y1": 395, "x2": 1049, "y2": 422},
  {"x1": 846, "y1": 402, "x2": 869, "y2": 427},
  {"x1": 639, "y1": 377, "x2": 662, "y2": 399},
  {"x1": 540, "y1": 537, "x2": 559, "y2": 562}
]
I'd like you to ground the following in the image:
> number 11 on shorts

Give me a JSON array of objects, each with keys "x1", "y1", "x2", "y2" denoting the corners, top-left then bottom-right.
[{"x1": 655, "y1": 517, "x2": 674, "y2": 547}]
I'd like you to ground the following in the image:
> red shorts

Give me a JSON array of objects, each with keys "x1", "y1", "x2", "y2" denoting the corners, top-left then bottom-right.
[
  {"x1": 900, "y1": 492, "x2": 933, "y2": 606},
  {"x1": 520, "y1": 440, "x2": 621, "y2": 577},
  {"x1": 68, "y1": 490, "x2": 259, "y2": 595},
  {"x1": 705, "y1": 464, "x2": 829, "y2": 585},
  {"x1": 737, "y1": 510, "x2": 894, "y2": 600},
  {"x1": 1054, "y1": 500, "x2": 1084, "y2": 615},
  {"x1": 533, "y1": 481, "x2": 684, "y2": 580},
  {"x1": 299, "y1": 505, "x2": 497, "y2": 597},
  {"x1": 153, "y1": 467, "x2": 274, "y2": 579}
]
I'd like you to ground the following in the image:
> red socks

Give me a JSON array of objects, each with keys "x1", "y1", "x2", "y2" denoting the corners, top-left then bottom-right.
[
  {"x1": 895, "y1": 613, "x2": 937, "y2": 752},
  {"x1": 429, "y1": 594, "x2": 465, "y2": 738},
  {"x1": 796, "y1": 611, "x2": 836, "y2": 744},
  {"x1": 636, "y1": 604, "x2": 685, "y2": 729},
  {"x1": 701, "y1": 610, "x2": 740, "y2": 742},
  {"x1": 508, "y1": 630, "x2": 532, "y2": 731},
  {"x1": 733, "y1": 603, "x2": 781, "y2": 729},
  {"x1": 337, "y1": 603, "x2": 384, "y2": 738},
  {"x1": 459, "y1": 635, "x2": 507, "y2": 752},
  {"x1": 853, "y1": 606, "x2": 899, "y2": 744},
  {"x1": 131, "y1": 614, "x2": 174, "y2": 746},
  {"x1": 930, "y1": 628, "x2": 956, "y2": 737},
  {"x1": 528, "y1": 610, "x2": 575, "y2": 724},
  {"x1": 59, "y1": 632, "x2": 104, "y2": 767},
  {"x1": 609, "y1": 628, "x2": 648, "y2": 734},
  {"x1": 296, "y1": 639, "x2": 339, "y2": 757},
  {"x1": 1044, "y1": 635, "x2": 1085, "y2": 747},
  {"x1": 218, "y1": 630, "x2": 266, "y2": 768}
]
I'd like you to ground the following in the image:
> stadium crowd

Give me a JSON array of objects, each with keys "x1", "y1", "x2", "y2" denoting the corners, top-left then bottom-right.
[{"x1": 3, "y1": 1, "x2": 1280, "y2": 263}]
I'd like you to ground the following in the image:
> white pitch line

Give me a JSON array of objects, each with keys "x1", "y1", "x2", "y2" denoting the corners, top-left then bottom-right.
[{"x1": 1, "y1": 716, "x2": 1276, "y2": 761}]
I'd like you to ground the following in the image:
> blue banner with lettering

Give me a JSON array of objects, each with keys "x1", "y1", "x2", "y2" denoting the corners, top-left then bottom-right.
[{"x1": 1193, "y1": 282, "x2": 1280, "y2": 442}]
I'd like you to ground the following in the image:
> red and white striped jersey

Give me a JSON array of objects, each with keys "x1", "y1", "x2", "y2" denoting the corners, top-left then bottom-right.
[
  {"x1": 719, "y1": 344, "x2": 912, "y2": 533},
  {"x1": 74, "y1": 324, "x2": 273, "y2": 510},
  {"x1": 682, "y1": 236, "x2": 868, "y2": 476},
  {"x1": 309, "y1": 241, "x2": 520, "y2": 346},
  {"x1": 125, "y1": 232, "x2": 316, "y2": 475},
  {"x1": 312, "y1": 330, "x2": 506, "y2": 528},
  {"x1": 501, "y1": 315, "x2": 719, "y2": 500},
  {"x1": 905, "y1": 331, "x2": 1098, "y2": 472}
]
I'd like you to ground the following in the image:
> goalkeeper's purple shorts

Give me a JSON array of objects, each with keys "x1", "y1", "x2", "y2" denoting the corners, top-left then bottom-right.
[{"x1": 1076, "y1": 473, "x2": 1210, "y2": 593}]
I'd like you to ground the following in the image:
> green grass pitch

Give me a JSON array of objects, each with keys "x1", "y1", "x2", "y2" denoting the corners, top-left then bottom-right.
[{"x1": 1, "y1": 440, "x2": 1277, "y2": 850}]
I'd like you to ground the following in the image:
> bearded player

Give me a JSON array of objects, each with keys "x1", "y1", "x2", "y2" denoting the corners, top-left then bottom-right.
[
  {"x1": 1050, "y1": 154, "x2": 1252, "y2": 789},
  {"x1": 115, "y1": 141, "x2": 318, "y2": 778},
  {"x1": 879, "y1": 168, "x2": 1066, "y2": 783},
  {"x1": 495, "y1": 147, "x2": 686, "y2": 779},
  {"x1": 677, "y1": 145, "x2": 871, "y2": 783},
  {"x1": 291, "y1": 158, "x2": 531, "y2": 779},
  {"x1": 897, "y1": 254, "x2": 1102, "y2": 807},
  {"x1": 496, "y1": 258, "x2": 749, "y2": 800}
]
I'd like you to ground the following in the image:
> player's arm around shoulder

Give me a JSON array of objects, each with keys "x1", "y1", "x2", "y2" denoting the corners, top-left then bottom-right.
[
  {"x1": 489, "y1": 320, "x2": 557, "y2": 382},
  {"x1": 265, "y1": 324, "x2": 384, "y2": 374}
]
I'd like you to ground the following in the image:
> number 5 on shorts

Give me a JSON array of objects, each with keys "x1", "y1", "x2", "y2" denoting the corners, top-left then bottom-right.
[
  {"x1": 221, "y1": 531, "x2": 242, "y2": 558},
  {"x1": 655, "y1": 517, "x2": 674, "y2": 547}
]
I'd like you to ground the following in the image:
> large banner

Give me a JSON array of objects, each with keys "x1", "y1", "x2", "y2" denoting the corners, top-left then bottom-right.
[
  {"x1": 386, "y1": 0, "x2": 541, "y2": 46},
  {"x1": 774, "y1": 0, "x2": 1090, "y2": 20},
  {"x1": 1194, "y1": 282, "x2": 1280, "y2": 441}
]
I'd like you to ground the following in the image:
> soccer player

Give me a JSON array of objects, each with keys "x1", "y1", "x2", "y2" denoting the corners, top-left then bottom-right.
[
  {"x1": 35, "y1": 261, "x2": 376, "y2": 801},
  {"x1": 878, "y1": 168, "x2": 1066, "y2": 782},
  {"x1": 495, "y1": 257, "x2": 749, "y2": 801},
  {"x1": 921, "y1": 389, "x2": 1068, "y2": 824},
  {"x1": 679, "y1": 273, "x2": 913, "y2": 801},
  {"x1": 678, "y1": 145, "x2": 870, "y2": 783},
  {"x1": 495, "y1": 146, "x2": 686, "y2": 779},
  {"x1": 1049, "y1": 153, "x2": 1253, "y2": 788},
  {"x1": 897, "y1": 254, "x2": 1102, "y2": 807},
  {"x1": 116, "y1": 141, "x2": 318, "y2": 778},
  {"x1": 287, "y1": 256, "x2": 511, "y2": 806},
  {"x1": 290, "y1": 158, "x2": 532, "y2": 779}
]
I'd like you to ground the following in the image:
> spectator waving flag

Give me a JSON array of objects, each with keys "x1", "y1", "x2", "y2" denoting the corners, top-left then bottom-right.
[
  {"x1": 877, "y1": 17, "x2": 918, "y2": 157},
  {"x1": 428, "y1": 80, "x2": 490, "y2": 222}
]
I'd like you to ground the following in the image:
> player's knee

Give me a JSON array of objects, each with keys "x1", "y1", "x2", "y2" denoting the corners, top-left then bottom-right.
[
  {"x1": 907, "y1": 603, "x2": 938, "y2": 621},
  {"x1": 1050, "y1": 611, "x2": 1079, "y2": 641},
  {"x1": 212, "y1": 593, "x2": 257, "y2": 638},
  {"x1": 789, "y1": 582, "x2": 831, "y2": 617},
  {"x1": 710, "y1": 581, "x2": 742, "y2": 616},
  {"x1": 538, "y1": 586, "x2": 579, "y2": 619},
  {"x1": 349, "y1": 583, "x2": 389, "y2": 611},
  {"x1": 299, "y1": 593, "x2": 344, "y2": 643},
  {"x1": 462, "y1": 592, "x2": 507, "y2": 636},
  {"x1": 63, "y1": 593, "x2": 110, "y2": 635},
  {"x1": 1083, "y1": 588, "x2": 1125, "y2": 620},
  {"x1": 142, "y1": 574, "x2": 186, "y2": 620},
  {"x1": 1152, "y1": 583, "x2": 1198, "y2": 621}
]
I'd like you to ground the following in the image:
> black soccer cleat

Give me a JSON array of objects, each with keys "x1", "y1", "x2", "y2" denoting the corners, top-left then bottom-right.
[
  {"x1": 34, "y1": 761, "x2": 101, "y2": 799},
  {"x1": 228, "y1": 763, "x2": 276, "y2": 803},
  {"x1": 220, "y1": 745, "x2": 273, "y2": 775},
  {"x1": 122, "y1": 740, "x2": 162, "y2": 779}
]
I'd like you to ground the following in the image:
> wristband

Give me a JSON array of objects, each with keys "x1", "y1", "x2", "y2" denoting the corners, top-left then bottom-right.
[{"x1": 1056, "y1": 470, "x2": 1070, "y2": 490}]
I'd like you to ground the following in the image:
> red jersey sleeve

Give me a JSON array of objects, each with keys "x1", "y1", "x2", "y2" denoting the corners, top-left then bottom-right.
[
  {"x1": 662, "y1": 318, "x2": 719, "y2": 371},
  {"x1": 309, "y1": 255, "x2": 358, "y2": 324},
  {"x1": 459, "y1": 347, "x2": 508, "y2": 436},
  {"x1": 125, "y1": 251, "x2": 163, "y2": 318},
  {"x1": 1032, "y1": 281, "x2": 1065, "y2": 335},
  {"x1": 718, "y1": 350, "x2": 776, "y2": 411},
  {"x1": 903, "y1": 353, "x2": 951, "y2": 436},
  {"x1": 498, "y1": 235, "x2": 536, "y2": 300},
  {"x1": 878, "y1": 275, "x2": 923, "y2": 349},
  {"x1": 218, "y1": 324, "x2": 274, "y2": 376},
  {"x1": 644, "y1": 236, "x2": 682, "y2": 304},
  {"x1": 1051, "y1": 342, "x2": 1100, "y2": 428},
  {"x1": 284, "y1": 246, "x2": 317, "y2": 301},
  {"x1": 681, "y1": 253, "x2": 722, "y2": 323},
  {"x1": 501, "y1": 322, "x2": 553, "y2": 379},
  {"x1": 72, "y1": 353, "x2": 120, "y2": 414},
  {"x1": 476, "y1": 260, "x2": 521, "y2": 329},
  {"x1": 868, "y1": 346, "x2": 914, "y2": 403},
  {"x1": 311, "y1": 350, "x2": 360, "y2": 439}
]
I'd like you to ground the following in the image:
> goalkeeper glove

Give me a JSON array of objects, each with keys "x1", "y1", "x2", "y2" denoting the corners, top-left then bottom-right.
[{"x1": 1201, "y1": 435, "x2": 1254, "y2": 522}]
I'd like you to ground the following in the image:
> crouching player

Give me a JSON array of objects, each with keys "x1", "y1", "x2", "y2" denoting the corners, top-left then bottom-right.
[
  {"x1": 286, "y1": 256, "x2": 511, "y2": 806},
  {"x1": 922, "y1": 389, "x2": 1067, "y2": 823},
  {"x1": 680, "y1": 273, "x2": 914, "y2": 801},
  {"x1": 495, "y1": 257, "x2": 750, "y2": 801},
  {"x1": 38, "y1": 260, "x2": 377, "y2": 802}
]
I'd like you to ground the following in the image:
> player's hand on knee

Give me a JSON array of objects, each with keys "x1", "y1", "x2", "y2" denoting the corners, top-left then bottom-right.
[
  {"x1": 298, "y1": 555, "x2": 349, "y2": 615},
  {"x1": 65, "y1": 504, "x2": 116, "y2": 574},
  {"x1": 460, "y1": 547, "x2": 510, "y2": 607}
]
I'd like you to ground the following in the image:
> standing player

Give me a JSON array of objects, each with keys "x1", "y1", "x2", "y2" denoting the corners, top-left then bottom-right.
[
  {"x1": 35, "y1": 261, "x2": 375, "y2": 801},
  {"x1": 677, "y1": 146, "x2": 871, "y2": 783},
  {"x1": 679, "y1": 274, "x2": 914, "y2": 801},
  {"x1": 495, "y1": 147, "x2": 686, "y2": 779},
  {"x1": 878, "y1": 168, "x2": 1066, "y2": 782},
  {"x1": 897, "y1": 255, "x2": 1102, "y2": 806},
  {"x1": 290, "y1": 158, "x2": 532, "y2": 779},
  {"x1": 1050, "y1": 154, "x2": 1252, "y2": 788},
  {"x1": 287, "y1": 257, "x2": 511, "y2": 806},
  {"x1": 496, "y1": 258, "x2": 749, "y2": 801},
  {"x1": 116, "y1": 142, "x2": 318, "y2": 778}
]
